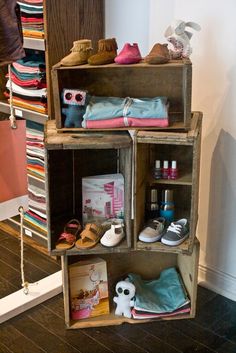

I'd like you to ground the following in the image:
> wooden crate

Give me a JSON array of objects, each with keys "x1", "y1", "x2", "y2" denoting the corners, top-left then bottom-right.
[
  {"x1": 45, "y1": 120, "x2": 132, "y2": 255},
  {"x1": 51, "y1": 59, "x2": 192, "y2": 131},
  {"x1": 134, "y1": 112, "x2": 202, "y2": 254},
  {"x1": 61, "y1": 239, "x2": 199, "y2": 329}
]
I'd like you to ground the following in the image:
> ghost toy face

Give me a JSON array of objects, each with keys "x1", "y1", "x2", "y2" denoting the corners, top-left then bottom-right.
[{"x1": 62, "y1": 89, "x2": 87, "y2": 106}]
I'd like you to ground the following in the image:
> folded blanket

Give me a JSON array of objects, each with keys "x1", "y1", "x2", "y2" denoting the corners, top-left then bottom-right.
[
  {"x1": 83, "y1": 96, "x2": 168, "y2": 121},
  {"x1": 83, "y1": 117, "x2": 169, "y2": 128},
  {"x1": 128, "y1": 268, "x2": 189, "y2": 314}
]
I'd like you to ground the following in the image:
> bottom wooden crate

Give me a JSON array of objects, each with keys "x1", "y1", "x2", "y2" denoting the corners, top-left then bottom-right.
[{"x1": 61, "y1": 239, "x2": 199, "y2": 329}]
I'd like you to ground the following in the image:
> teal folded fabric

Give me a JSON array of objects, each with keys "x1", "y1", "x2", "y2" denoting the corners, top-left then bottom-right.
[
  {"x1": 128, "y1": 267, "x2": 189, "y2": 314},
  {"x1": 83, "y1": 96, "x2": 168, "y2": 121}
]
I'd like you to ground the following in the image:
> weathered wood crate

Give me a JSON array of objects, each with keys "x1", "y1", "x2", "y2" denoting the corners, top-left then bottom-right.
[
  {"x1": 62, "y1": 239, "x2": 199, "y2": 329},
  {"x1": 45, "y1": 120, "x2": 132, "y2": 255},
  {"x1": 134, "y1": 112, "x2": 202, "y2": 255},
  {"x1": 51, "y1": 59, "x2": 192, "y2": 131}
]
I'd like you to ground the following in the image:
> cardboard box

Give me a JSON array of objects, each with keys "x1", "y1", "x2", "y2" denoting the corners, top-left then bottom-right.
[
  {"x1": 69, "y1": 257, "x2": 109, "y2": 320},
  {"x1": 82, "y1": 173, "x2": 124, "y2": 224}
]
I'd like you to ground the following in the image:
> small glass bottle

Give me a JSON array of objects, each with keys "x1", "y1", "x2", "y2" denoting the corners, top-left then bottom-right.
[
  {"x1": 159, "y1": 189, "x2": 175, "y2": 223},
  {"x1": 153, "y1": 159, "x2": 162, "y2": 180},
  {"x1": 162, "y1": 160, "x2": 169, "y2": 179},
  {"x1": 169, "y1": 160, "x2": 178, "y2": 180},
  {"x1": 146, "y1": 188, "x2": 159, "y2": 219}
]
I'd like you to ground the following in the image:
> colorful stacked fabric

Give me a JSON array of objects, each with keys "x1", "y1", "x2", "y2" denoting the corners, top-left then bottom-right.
[
  {"x1": 17, "y1": 1, "x2": 44, "y2": 39},
  {"x1": 5, "y1": 54, "x2": 47, "y2": 114},
  {"x1": 24, "y1": 121, "x2": 47, "y2": 234},
  {"x1": 128, "y1": 267, "x2": 191, "y2": 319},
  {"x1": 82, "y1": 96, "x2": 169, "y2": 128}
]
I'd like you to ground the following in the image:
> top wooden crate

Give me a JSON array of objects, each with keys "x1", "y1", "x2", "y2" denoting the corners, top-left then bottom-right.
[{"x1": 51, "y1": 59, "x2": 192, "y2": 131}]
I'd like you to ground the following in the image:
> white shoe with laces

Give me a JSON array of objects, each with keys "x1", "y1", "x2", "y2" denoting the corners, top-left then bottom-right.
[
  {"x1": 138, "y1": 217, "x2": 166, "y2": 243},
  {"x1": 161, "y1": 218, "x2": 189, "y2": 246}
]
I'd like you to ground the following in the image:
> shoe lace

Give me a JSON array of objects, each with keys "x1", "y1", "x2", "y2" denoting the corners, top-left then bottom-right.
[{"x1": 167, "y1": 223, "x2": 183, "y2": 237}]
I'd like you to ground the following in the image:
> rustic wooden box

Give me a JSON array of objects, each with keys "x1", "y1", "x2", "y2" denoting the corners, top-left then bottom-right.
[
  {"x1": 45, "y1": 120, "x2": 132, "y2": 255},
  {"x1": 134, "y1": 112, "x2": 202, "y2": 255},
  {"x1": 51, "y1": 59, "x2": 192, "y2": 131},
  {"x1": 62, "y1": 239, "x2": 199, "y2": 329}
]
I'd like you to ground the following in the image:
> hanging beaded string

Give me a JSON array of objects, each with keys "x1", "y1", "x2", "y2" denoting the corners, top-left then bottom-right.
[
  {"x1": 19, "y1": 206, "x2": 29, "y2": 294},
  {"x1": 8, "y1": 64, "x2": 17, "y2": 129}
]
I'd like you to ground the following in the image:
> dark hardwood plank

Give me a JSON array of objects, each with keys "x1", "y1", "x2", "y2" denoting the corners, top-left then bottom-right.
[
  {"x1": 194, "y1": 294, "x2": 234, "y2": 329},
  {"x1": 27, "y1": 303, "x2": 113, "y2": 353},
  {"x1": 170, "y1": 320, "x2": 228, "y2": 352},
  {"x1": 197, "y1": 285, "x2": 218, "y2": 308},
  {"x1": 0, "y1": 324, "x2": 45, "y2": 353},
  {"x1": 0, "y1": 245, "x2": 53, "y2": 283},
  {"x1": 82, "y1": 326, "x2": 147, "y2": 353},
  {"x1": 0, "y1": 236, "x2": 60, "y2": 273},
  {"x1": 211, "y1": 303, "x2": 236, "y2": 344},
  {"x1": 8, "y1": 313, "x2": 81, "y2": 353},
  {"x1": 0, "y1": 275, "x2": 18, "y2": 298},
  {"x1": 215, "y1": 340, "x2": 236, "y2": 353},
  {"x1": 0, "y1": 343, "x2": 13, "y2": 353},
  {"x1": 110, "y1": 323, "x2": 181, "y2": 353}
]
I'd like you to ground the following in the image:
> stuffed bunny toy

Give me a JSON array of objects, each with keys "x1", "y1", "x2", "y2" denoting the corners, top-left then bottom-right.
[{"x1": 164, "y1": 20, "x2": 201, "y2": 58}]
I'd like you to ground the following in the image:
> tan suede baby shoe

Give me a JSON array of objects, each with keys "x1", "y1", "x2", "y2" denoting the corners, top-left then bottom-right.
[
  {"x1": 144, "y1": 43, "x2": 170, "y2": 64},
  {"x1": 60, "y1": 39, "x2": 93, "y2": 66},
  {"x1": 88, "y1": 38, "x2": 118, "y2": 65}
]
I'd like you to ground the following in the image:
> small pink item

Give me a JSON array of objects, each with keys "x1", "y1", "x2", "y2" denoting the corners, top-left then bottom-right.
[{"x1": 114, "y1": 43, "x2": 142, "y2": 64}]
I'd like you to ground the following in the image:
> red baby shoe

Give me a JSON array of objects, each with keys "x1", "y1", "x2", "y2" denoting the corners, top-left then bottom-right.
[{"x1": 114, "y1": 43, "x2": 142, "y2": 64}]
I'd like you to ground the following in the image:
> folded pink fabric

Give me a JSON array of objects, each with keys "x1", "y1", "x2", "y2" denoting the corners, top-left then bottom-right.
[{"x1": 84, "y1": 117, "x2": 169, "y2": 129}]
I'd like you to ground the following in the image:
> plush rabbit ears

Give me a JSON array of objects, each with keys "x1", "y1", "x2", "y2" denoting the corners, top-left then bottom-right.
[{"x1": 165, "y1": 20, "x2": 201, "y2": 37}]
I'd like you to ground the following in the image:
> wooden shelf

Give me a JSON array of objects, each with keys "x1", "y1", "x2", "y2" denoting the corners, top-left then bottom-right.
[
  {"x1": 23, "y1": 37, "x2": 45, "y2": 51},
  {"x1": 50, "y1": 238, "x2": 131, "y2": 257},
  {"x1": 136, "y1": 238, "x2": 192, "y2": 254},
  {"x1": 149, "y1": 173, "x2": 192, "y2": 186},
  {"x1": 67, "y1": 309, "x2": 194, "y2": 329},
  {"x1": 0, "y1": 101, "x2": 48, "y2": 124}
]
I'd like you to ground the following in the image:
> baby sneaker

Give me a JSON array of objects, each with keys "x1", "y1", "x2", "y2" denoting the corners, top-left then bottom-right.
[
  {"x1": 138, "y1": 217, "x2": 165, "y2": 243},
  {"x1": 114, "y1": 43, "x2": 142, "y2": 64},
  {"x1": 60, "y1": 39, "x2": 93, "y2": 66},
  {"x1": 161, "y1": 218, "x2": 189, "y2": 246},
  {"x1": 144, "y1": 43, "x2": 170, "y2": 64},
  {"x1": 100, "y1": 221, "x2": 124, "y2": 247},
  {"x1": 88, "y1": 38, "x2": 118, "y2": 65}
]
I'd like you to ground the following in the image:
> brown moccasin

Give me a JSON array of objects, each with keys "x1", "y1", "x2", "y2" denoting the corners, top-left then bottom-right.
[
  {"x1": 144, "y1": 43, "x2": 170, "y2": 65},
  {"x1": 88, "y1": 38, "x2": 118, "y2": 65}
]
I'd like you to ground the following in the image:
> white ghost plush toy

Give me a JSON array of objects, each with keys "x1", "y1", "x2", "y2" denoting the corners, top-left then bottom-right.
[{"x1": 113, "y1": 280, "x2": 136, "y2": 319}]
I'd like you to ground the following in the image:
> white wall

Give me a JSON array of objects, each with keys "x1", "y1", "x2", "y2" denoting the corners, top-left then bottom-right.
[{"x1": 106, "y1": 0, "x2": 236, "y2": 300}]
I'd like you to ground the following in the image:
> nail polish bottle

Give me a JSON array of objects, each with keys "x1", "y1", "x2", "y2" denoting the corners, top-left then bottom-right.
[
  {"x1": 169, "y1": 160, "x2": 178, "y2": 180},
  {"x1": 162, "y1": 160, "x2": 169, "y2": 179},
  {"x1": 160, "y1": 189, "x2": 175, "y2": 223},
  {"x1": 153, "y1": 160, "x2": 162, "y2": 180}
]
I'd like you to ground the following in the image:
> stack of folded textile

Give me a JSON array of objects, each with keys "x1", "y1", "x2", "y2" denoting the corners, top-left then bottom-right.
[
  {"x1": 5, "y1": 53, "x2": 47, "y2": 114},
  {"x1": 17, "y1": 1, "x2": 44, "y2": 39},
  {"x1": 82, "y1": 96, "x2": 169, "y2": 129},
  {"x1": 128, "y1": 267, "x2": 191, "y2": 319},
  {"x1": 24, "y1": 121, "x2": 47, "y2": 234}
]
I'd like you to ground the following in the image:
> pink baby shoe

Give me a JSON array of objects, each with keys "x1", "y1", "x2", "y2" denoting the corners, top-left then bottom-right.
[{"x1": 114, "y1": 43, "x2": 142, "y2": 64}]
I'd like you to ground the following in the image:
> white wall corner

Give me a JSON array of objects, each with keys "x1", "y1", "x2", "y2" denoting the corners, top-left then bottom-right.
[{"x1": 198, "y1": 264, "x2": 236, "y2": 301}]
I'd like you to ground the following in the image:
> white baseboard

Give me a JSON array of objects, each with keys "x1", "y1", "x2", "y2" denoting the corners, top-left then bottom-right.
[{"x1": 198, "y1": 264, "x2": 236, "y2": 301}]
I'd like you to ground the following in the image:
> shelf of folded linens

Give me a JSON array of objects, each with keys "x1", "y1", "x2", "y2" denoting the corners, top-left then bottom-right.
[
  {"x1": 23, "y1": 37, "x2": 45, "y2": 51},
  {"x1": 0, "y1": 101, "x2": 48, "y2": 124}
]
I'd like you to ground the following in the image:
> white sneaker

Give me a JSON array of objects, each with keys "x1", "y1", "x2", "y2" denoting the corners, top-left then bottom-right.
[
  {"x1": 138, "y1": 217, "x2": 166, "y2": 243},
  {"x1": 100, "y1": 222, "x2": 125, "y2": 247}
]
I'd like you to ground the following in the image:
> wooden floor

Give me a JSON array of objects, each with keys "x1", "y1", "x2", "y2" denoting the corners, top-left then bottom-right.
[{"x1": 0, "y1": 228, "x2": 236, "y2": 353}]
